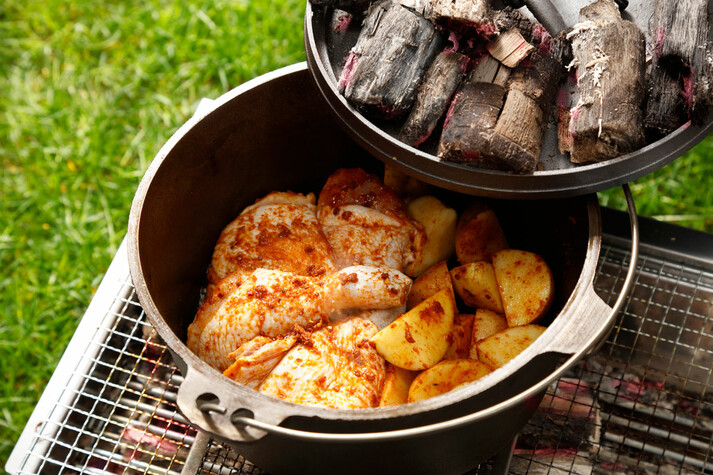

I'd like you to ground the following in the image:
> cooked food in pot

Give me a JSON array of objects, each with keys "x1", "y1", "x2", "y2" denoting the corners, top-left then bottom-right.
[{"x1": 187, "y1": 167, "x2": 554, "y2": 408}]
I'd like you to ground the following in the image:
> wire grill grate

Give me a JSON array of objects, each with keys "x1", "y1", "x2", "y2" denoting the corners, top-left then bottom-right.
[{"x1": 8, "y1": 233, "x2": 713, "y2": 474}]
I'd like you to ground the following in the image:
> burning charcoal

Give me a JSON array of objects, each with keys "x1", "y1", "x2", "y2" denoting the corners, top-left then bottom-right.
[
  {"x1": 310, "y1": 0, "x2": 373, "y2": 14},
  {"x1": 338, "y1": 0, "x2": 445, "y2": 120},
  {"x1": 487, "y1": 52, "x2": 562, "y2": 173},
  {"x1": 399, "y1": 50, "x2": 469, "y2": 147},
  {"x1": 564, "y1": 0, "x2": 646, "y2": 164},
  {"x1": 644, "y1": 0, "x2": 712, "y2": 136},
  {"x1": 431, "y1": 0, "x2": 498, "y2": 37},
  {"x1": 437, "y1": 55, "x2": 510, "y2": 163},
  {"x1": 439, "y1": 50, "x2": 562, "y2": 173}
]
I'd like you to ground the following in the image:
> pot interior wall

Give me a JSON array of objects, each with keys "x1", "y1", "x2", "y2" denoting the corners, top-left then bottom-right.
[{"x1": 135, "y1": 66, "x2": 590, "y2": 361}]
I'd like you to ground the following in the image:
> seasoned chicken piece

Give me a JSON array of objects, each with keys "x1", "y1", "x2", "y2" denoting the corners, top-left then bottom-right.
[
  {"x1": 187, "y1": 265, "x2": 411, "y2": 371},
  {"x1": 317, "y1": 168, "x2": 425, "y2": 276},
  {"x1": 258, "y1": 317, "x2": 386, "y2": 409},
  {"x1": 207, "y1": 191, "x2": 336, "y2": 286},
  {"x1": 222, "y1": 335, "x2": 298, "y2": 390}
]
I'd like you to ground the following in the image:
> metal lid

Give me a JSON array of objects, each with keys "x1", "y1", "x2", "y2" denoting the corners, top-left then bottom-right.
[{"x1": 305, "y1": 0, "x2": 713, "y2": 199}]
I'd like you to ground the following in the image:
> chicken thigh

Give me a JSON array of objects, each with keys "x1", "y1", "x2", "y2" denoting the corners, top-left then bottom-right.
[
  {"x1": 258, "y1": 317, "x2": 386, "y2": 409},
  {"x1": 317, "y1": 168, "x2": 424, "y2": 276},
  {"x1": 207, "y1": 191, "x2": 336, "y2": 286},
  {"x1": 187, "y1": 265, "x2": 411, "y2": 371}
]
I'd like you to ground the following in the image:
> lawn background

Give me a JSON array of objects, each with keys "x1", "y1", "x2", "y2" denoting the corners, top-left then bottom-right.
[{"x1": 2, "y1": 0, "x2": 712, "y2": 465}]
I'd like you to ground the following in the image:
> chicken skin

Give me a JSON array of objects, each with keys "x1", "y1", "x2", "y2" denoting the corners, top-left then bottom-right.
[
  {"x1": 187, "y1": 265, "x2": 411, "y2": 372},
  {"x1": 317, "y1": 168, "x2": 424, "y2": 276},
  {"x1": 207, "y1": 191, "x2": 336, "y2": 286},
  {"x1": 257, "y1": 317, "x2": 386, "y2": 409},
  {"x1": 222, "y1": 335, "x2": 299, "y2": 390}
]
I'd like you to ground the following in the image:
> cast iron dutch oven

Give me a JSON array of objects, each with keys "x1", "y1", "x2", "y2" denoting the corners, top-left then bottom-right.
[{"x1": 127, "y1": 63, "x2": 638, "y2": 474}]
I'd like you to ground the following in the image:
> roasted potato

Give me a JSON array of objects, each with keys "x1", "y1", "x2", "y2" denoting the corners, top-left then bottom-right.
[
  {"x1": 443, "y1": 314, "x2": 474, "y2": 360},
  {"x1": 450, "y1": 261, "x2": 504, "y2": 313},
  {"x1": 370, "y1": 288, "x2": 455, "y2": 371},
  {"x1": 454, "y1": 203, "x2": 509, "y2": 265},
  {"x1": 477, "y1": 324, "x2": 546, "y2": 369},
  {"x1": 407, "y1": 260, "x2": 455, "y2": 310},
  {"x1": 492, "y1": 249, "x2": 554, "y2": 327},
  {"x1": 469, "y1": 309, "x2": 508, "y2": 359},
  {"x1": 407, "y1": 359, "x2": 492, "y2": 402},
  {"x1": 378, "y1": 363, "x2": 418, "y2": 407},
  {"x1": 407, "y1": 196, "x2": 457, "y2": 276}
]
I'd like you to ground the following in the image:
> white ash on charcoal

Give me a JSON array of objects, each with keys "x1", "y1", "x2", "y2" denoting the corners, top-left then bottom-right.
[
  {"x1": 560, "y1": 0, "x2": 646, "y2": 164},
  {"x1": 309, "y1": 0, "x2": 373, "y2": 14},
  {"x1": 338, "y1": 0, "x2": 445, "y2": 120},
  {"x1": 644, "y1": 0, "x2": 713, "y2": 137},
  {"x1": 398, "y1": 50, "x2": 469, "y2": 147}
]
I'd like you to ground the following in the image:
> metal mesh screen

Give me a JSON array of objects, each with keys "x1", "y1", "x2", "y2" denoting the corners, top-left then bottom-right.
[{"x1": 8, "y1": 234, "x2": 713, "y2": 474}]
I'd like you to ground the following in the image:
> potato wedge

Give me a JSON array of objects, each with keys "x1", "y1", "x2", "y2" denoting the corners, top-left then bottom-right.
[
  {"x1": 450, "y1": 261, "x2": 504, "y2": 313},
  {"x1": 477, "y1": 325, "x2": 546, "y2": 369},
  {"x1": 443, "y1": 314, "x2": 474, "y2": 360},
  {"x1": 407, "y1": 261, "x2": 455, "y2": 310},
  {"x1": 378, "y1": 363, "x2": 418, "y2": 407},
  {"x1": 370, "y1": 288, "x2": 455, "y2": 371},
  {"x1": 492, "y1": 249, "x2": 554, "y2": 327},
  {"x1": 407, "y1": 196, "x2": 457, "y2": 276},
  {"x1": 408, "y1": 359, "x2": 492, "y2": 402},
  {"x1": 455, "y1": 203, "x2": 509, "y2": 265},
  {"x1": 468, "y1": 309, "x2": 508, "y2": 359}
]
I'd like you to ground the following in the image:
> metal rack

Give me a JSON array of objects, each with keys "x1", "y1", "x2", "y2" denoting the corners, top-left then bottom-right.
[{"x1": 7, "y1": 212, "x2": 713, "y2": 474}]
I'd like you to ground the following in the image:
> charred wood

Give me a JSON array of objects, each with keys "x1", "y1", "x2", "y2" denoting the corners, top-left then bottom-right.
[
  {"x1": 487, "y1": 29, "x2": 535, "y2": 68},
  {"x1": 644, "y1": 66, "x2": 689, "y2": 138},
  {"x1": 508, "y1": 53, "x2": 561, "y2": 113},
  {"x1": 399, "y1": 51, "x2": 469, "y2": 147},
  {"x1": 488, "y1": 53, "x2": 562, "y2": 173},
  {"x1": 493, "y1": 7, "x2": 534, "y2": 40},
  {"x1": 437, "y1": 55, "x2": 509, "y2": 164},
  {"x1": 644, "y1": 0, "x2": 712, "y2": 135},
  {"x1": 565, "y1": 0, "x2": 646, "y2": 164},
  {"x1": 438, "y1": 50, "x2": 562, "y2": 173},
  {"x1": 431, "y1": 0, "x2": 499, "y2": 38},
  {"x1": 339, "y1": 0, "x2": 445, "y2": 120}
]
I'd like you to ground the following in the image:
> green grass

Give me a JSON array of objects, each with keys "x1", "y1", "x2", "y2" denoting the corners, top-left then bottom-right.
[
  {"x1": 2, "y1": 0, "x2": 713, "y2": 467},
  {"x1": 598, "y1": 138, "x2": 713, "y2": 231},
  {"x1": 1, "y1": 0, "x2": 305, "y2": 463}
]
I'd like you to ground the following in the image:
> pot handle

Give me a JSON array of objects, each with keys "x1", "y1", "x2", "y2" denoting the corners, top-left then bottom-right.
[
  {"x1": 541, "y1": 184, "x2": 639, "y2": 356},
  {"x1": 522, "y1": 0, "x2": 568, "y2": 35},
  {"x1": 176, "y1": 365, "x2": 283, "y2": 442}
]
